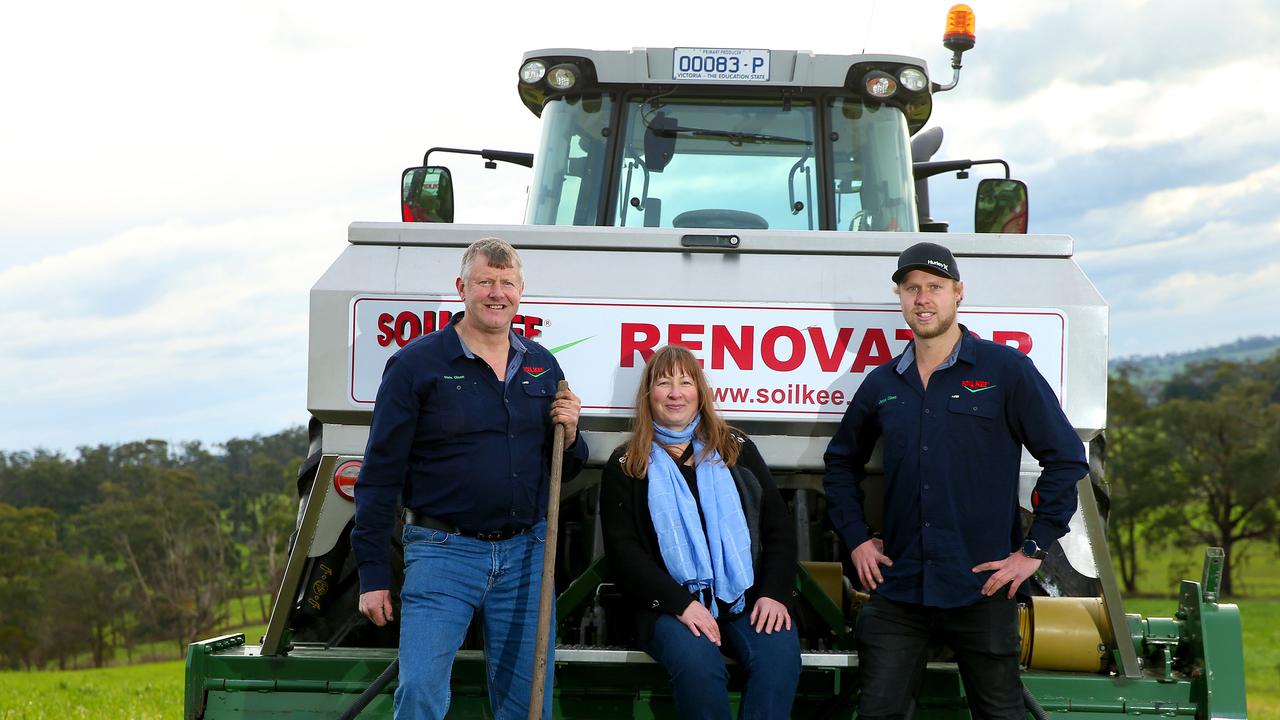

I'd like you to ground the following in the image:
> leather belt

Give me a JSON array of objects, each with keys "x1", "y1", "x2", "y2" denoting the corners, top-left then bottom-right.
[{"x1": 404, "y1": 508, "x2": 529, "y2": 541}]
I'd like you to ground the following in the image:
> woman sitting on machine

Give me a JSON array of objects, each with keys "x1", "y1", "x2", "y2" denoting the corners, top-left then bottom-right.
[{"x1": 601, "y1": 344, "x2": 800, "y2": 719}]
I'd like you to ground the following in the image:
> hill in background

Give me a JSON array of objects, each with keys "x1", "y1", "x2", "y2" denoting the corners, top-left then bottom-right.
[{"x1": 1110, "y1": 335, "x2": 1280, "y2": 387}]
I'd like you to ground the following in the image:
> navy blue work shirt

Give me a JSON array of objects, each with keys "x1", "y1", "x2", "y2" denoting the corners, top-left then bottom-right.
[
  {"x1": 823, "y1": 325, "x2": 1087, "y2": 608},
  {"x1": 352, "y1": 312, "x2": 588, "y2": 593}
]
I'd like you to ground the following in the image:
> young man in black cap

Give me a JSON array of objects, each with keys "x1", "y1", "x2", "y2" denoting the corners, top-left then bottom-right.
[{"x1": 823, "y1": 241, "x2": 1088, "y2": 719}]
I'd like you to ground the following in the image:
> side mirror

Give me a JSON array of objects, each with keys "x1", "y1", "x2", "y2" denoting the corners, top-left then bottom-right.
[
  {"x1": 401, "y1": 166, "x2": 454, "y2": 223},
  {"x1": 975, "y1": 178, "x2": 1028, "y2": 234}
]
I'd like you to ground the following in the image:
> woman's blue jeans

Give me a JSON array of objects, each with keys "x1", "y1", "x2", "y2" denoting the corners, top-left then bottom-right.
[
  {"x1": 394, "y1": 521, "x2": 553, "y2": 720},
  {"x1": 642, "y1": 609, "x2": 801, "y2": 719}
]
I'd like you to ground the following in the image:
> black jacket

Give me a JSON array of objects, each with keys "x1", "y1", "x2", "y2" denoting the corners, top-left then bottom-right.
[{"x1": 600, "y1": 433, "x2": 796, "y2": 642}]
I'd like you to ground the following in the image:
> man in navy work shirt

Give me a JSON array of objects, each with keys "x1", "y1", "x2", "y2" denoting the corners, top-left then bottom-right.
[
  {"x1": 823, "y1": 241, "x2": 1087, "y2": 720},
  {"x1": 352, "y1": 237, "x2": 588, "y2": 720}
]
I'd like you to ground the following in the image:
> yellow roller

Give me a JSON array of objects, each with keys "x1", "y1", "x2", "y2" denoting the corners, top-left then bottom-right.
[{"x1": 1018, "y1": 596, "x2": 1112, "y2": 673}]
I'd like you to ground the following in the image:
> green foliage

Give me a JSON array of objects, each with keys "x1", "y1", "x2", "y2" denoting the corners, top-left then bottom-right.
[
  {"x1": 1104, "y1": 371, "x2": 1172, "y2": 592},
  {"x1": 1106, "y1": 353, "x2": 1280, "y2": 597},
  {"x1": 0, "y1": 427, "x2": 308, "y2": 670}
]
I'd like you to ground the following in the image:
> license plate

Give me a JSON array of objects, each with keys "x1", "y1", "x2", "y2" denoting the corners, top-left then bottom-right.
[{"x1": 672, "y1": 48, "x2": 770, "y2": 83}]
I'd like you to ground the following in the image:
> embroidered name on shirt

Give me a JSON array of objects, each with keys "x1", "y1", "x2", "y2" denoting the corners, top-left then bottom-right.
[
  {"x1": 523, "y1": 366, "x2": 549, "y2": 378},
  {"x1": 443, "y1": 375, "x2": 465, "y2": 380},
  {"x1": 877, "y1": 394, "x2": 899, "y2": 406},
  {"x1": 962, "y1": 380, "x2": 996, "y2": 392}
]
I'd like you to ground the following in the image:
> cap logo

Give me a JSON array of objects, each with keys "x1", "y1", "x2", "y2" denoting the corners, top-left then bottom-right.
[{"x1": 927, "y1": 259, "x2": 949, "y2": 271}]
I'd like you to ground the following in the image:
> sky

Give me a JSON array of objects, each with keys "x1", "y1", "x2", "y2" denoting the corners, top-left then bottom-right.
[{"x1": 3, "y1": 0, "x2": 1279, "y2": 453}]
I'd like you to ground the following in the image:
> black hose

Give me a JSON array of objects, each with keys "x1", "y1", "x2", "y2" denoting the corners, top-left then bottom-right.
[
  {"x1": 337, "y1": 658, "x2": 399, "y2": 720},
  {"x1": 1022, "y1": 681, "x2": 1050, "y2": 720}
]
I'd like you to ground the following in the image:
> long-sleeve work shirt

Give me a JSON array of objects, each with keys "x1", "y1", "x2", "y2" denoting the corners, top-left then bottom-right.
[
  {"x1": 823, "y1": 326, "x2": 1087, "y2": 608},
  {"x1": 352, "y1": 312, "x2": 588, "y2": 593}
]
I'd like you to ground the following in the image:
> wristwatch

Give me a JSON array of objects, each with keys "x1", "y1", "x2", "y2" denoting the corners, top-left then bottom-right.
[{"x1": 1020, "y1": 538, "x2": 1048, "y2": 560}]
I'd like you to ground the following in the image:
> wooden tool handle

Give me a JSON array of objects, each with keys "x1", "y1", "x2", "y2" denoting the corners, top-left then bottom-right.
[{"x1": 529, "y1": 379, "x2": 569, "y2": 719}]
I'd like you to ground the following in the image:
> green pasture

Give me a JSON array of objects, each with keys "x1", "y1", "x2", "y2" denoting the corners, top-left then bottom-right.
[
  {"x1": 0, "y1": 660, "x2": 183, "y2": 719},
  {"x1": 1124, "y1": 541, "x2": 1280, "y2": 597}
]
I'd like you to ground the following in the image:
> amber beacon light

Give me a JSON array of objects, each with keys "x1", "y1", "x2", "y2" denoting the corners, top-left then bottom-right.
[
  {"x1": 943, "y1": 4, "x2": 976, "y2": 52},
  {"x1": 934, "y1": 4, "x2": 976, "y2": 92}
]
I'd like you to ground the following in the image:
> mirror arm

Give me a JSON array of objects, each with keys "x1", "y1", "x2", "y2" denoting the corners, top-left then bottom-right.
[
  {"x1": 912, "y1": 158, "x2": 1009, "y2": 181},
  {"x1": 422, "y1": 147, "x2": 535, "y2": 169}
]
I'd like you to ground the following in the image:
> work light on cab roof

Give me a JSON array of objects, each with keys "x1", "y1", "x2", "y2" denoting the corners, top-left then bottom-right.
[
  {"x1": 546, "y1": 64, "x2": 580, "y2": 91},
  {"x1": 898, "y1": 67, "x2": 928, "y2": 92},
  {"x1": 864, "y1": 70, "x2": 898, "y2": 98},
  {"x1": 519, "y1": 59, "x2": 547, "y2": 84}
]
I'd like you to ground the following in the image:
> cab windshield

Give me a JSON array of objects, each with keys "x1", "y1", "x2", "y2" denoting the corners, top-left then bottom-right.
[
  {"x1": 614, "y1": 97, "x2": 819, "y2": 230},
  {"x1": 615, "y1": 95, "x2": 916, "y2": 231},
  {"x1": 526, "y1": 94, "x2": 917, "y2": 231}
]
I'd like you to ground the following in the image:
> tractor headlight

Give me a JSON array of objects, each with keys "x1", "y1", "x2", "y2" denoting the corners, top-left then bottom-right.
[
  {"x1": 864, "y1": 71, "x2": 898, "y2": 98},
  {"x1": 546, "y1": 63, "x2": 580, "y2": 91},
  {"x1": 519, "y1": 60, "x2": 547, "y2": 84},
  {"x1": 899, "y1": 67, "x2": 928, "y2": 92}
]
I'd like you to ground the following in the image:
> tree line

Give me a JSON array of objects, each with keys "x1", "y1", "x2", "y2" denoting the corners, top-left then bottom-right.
[
  {"x1": 0, "y1": 428, "x2": 307, "y2": 670},
  {"x1": 1106, "y1": 354, "x2": 1280, "y2": 596}
]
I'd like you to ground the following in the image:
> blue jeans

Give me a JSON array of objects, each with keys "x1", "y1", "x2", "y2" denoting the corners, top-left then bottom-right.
[
  {"x1": 642, "y1": 610, "x2": 801, "y2": 720},
  {"x1": 394, "y1": 521, "x2": 553, "y2": 720},
  {"x1": 856, "y1": 594, "x2": 1023, "y2": 720}
]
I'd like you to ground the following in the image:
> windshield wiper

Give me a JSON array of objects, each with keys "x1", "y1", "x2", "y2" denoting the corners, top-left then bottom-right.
[{"x1": 657, "y1": 125, "x2": 813, "y2": 146}]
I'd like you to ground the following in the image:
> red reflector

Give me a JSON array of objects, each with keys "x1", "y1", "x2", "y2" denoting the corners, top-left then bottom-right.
[{"x1": 334, "y1": 460, "x2": 362, "y2": 501}]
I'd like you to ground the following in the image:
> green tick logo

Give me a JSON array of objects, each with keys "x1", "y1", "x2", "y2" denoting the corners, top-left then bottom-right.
[{"x1": 547, "y1": 336, "x2": 593, "y2": 355}]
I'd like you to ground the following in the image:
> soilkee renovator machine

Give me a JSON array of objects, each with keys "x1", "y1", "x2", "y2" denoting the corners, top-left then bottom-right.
[{"x1": 186, "y1": 7, "x2": 1247, "y2": 718}]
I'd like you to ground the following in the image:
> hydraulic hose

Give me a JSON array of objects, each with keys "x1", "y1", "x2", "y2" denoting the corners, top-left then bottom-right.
[
  {"x1": 337, "y1": 657, "x2": 399, "y2": 720},
  {"x1": 1022, "y1": 681, "x2": 1050, "y2": 720}
]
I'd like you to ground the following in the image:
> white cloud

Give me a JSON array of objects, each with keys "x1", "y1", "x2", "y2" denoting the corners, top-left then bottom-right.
[{"x1": 1107, "y1": 259, "x2": 1280, "y2": 356}]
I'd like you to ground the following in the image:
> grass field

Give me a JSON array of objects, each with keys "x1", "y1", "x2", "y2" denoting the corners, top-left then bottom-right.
[
  {"x1": 0, "y1": 660, "x2": 183, "y2": 720},
  {"x1": 0, "y1": 595, "x2": 267, "y2": 720},
  {"x1": 1125, "y1": 540, "x2": 1280, "y2": 597}
]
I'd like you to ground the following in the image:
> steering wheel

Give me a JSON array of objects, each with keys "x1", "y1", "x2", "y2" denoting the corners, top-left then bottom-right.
[{"x1": 671, "y1": 209, "x2": 769, "y2": 229}]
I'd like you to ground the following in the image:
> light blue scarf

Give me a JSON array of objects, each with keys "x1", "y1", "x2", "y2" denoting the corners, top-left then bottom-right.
[{"x1": 647, "y1": 416, "x2": 754, "y2": 617}]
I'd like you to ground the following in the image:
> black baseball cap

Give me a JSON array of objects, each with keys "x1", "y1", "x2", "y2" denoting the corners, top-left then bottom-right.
[{"x1": 892, "y1": 242, "x2": 960, "y2": 283}]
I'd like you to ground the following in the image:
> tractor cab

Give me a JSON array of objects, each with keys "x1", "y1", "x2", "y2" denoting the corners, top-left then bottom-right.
[{"x1": 404, "y1": 17, "x2": 1027, "y2": 235}]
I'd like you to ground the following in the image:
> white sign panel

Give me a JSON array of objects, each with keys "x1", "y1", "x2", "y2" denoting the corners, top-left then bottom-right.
[{"x1": 349, "y1": 296, "x2": 1066, "y2": 421}]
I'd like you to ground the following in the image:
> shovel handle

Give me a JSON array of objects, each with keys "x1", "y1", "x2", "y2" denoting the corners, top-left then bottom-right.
[{"x1": 528, "y1": 379, "x2": 568, "y2": 719}]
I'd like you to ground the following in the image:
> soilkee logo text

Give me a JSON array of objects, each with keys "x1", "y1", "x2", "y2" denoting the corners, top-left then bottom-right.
[{"x1": 375, "y1": 310, "x2": 545, "y2": 348}]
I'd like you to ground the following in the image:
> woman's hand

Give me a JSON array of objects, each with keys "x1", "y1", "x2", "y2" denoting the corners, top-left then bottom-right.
[
  {"x1": 749, "y1": 596, "x2": 792, "y2": 634},
  {"x1": 677, "y1": 599, "x2": 721, "y2": 645}
]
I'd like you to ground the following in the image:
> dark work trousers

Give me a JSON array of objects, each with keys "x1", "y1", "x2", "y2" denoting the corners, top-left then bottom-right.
[{"x1": 856, "y1": 594, "x2": 1023, "y2": 720}]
